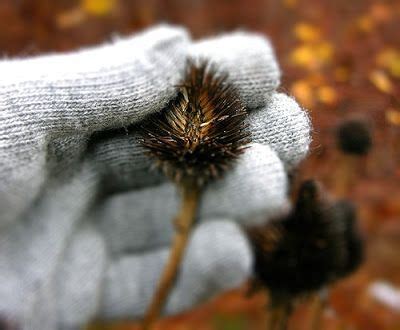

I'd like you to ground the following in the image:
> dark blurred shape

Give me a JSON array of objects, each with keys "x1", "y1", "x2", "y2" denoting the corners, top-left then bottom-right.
[
  {"x1": 0, "y1": 316, "x2": 19, "y2": 330},
  {"x1": 332, "y1": 200, "x2": 364, "y2": 278},
  {"x1": 336, "y1": 118, "x2": 373, "y2": 155},
  {"x1": 248, "y1": 179, "x2": 364, "y2": 305}
]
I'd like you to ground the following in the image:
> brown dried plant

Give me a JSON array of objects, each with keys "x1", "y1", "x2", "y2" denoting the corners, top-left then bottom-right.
[
  {"x1": 247, "y1": 180, "x2": 364, "y2": 330},
  {"x1": 140, "y1": 60, "x2": 250, "y2": 329}
]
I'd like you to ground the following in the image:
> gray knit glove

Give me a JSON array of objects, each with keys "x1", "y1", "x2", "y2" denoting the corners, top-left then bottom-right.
[{"x1": 0, "y1": 25, "x2": 310, "y2": 329}]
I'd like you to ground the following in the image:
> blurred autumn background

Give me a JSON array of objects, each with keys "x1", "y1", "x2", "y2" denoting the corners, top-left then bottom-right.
[{"x1": 1, "y1": 0, "x2": 399, "y2": 329}]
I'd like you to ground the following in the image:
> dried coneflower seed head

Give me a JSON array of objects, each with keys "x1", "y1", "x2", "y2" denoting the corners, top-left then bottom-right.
[
  {"x1": 140, "y1": 60, "x2": 250, "y2": 186},
  {"x1": 330, "y1": 200, "x2": 364, "y2": 278},
  {"x1": 336, "y1": 118, "x2": 372, "y2": 155},
  {"x1": 140, "y1": 61, "x2": 250, "y2": 328},
  {"x1": 247, "y1": 180, "x2": 364, "y2": 304}
]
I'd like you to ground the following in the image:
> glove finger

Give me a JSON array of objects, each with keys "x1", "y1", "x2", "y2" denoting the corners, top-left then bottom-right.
[
  {"x1": 0, "y1": 163, "x2": 98, "y2": 328},
  {"x1": 249, "y1": 92, "x2": 311, "y2": 170},
  {"x1": 54, "y1": 224, "x2": 107, "y2": 329},
  {"x1": 88, "y1": 132, "x2": 164, "y2": 193},
  {"x1": 200, "y1": 143, "x2": 288, "y2": 222},
  {"x1": 0, "y1": 132, "x2": 88, "y2": 228},
  {"x1": 92, "y1": 143, "x2": 288, "y2": 255},
  {"x1": 0, "y1": 25, "x2": 188, "y2": 225},
  {"x1": 189, "y1": 32, "x2": 280, "y2": 109},
  {"x1": 0, "y1": 25, "x2": 189, "y2": 136},
  {"x1": 98, "y1": 220, "x2": 252, "y2": 319}
]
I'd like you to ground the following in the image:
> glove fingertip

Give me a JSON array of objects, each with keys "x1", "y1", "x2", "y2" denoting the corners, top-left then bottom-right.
[
  {"x1": 250, "y1": 92, "x2": 312, "y2": 170},
  {"x1": 201, "y1": 143, "x2": 289, "y2": 227},
  {"x1": 189, "y1": 31, "x2": 281, "y2": 110}
]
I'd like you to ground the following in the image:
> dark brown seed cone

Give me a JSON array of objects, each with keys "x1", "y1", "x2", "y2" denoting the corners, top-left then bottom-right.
[
  {"x1": 140, "y1": 60, "x2": 250, "y2": 187},
  {"x1": 336, "y1": 118, "x2": 372, "y2": 155},
  {"x1": 247, "y1": 180, "x2": 364, "y2": 305}
]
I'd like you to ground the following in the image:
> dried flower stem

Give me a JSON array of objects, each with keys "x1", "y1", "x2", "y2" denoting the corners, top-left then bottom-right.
[
  {"x1": 142, "y1": 184, "x2": 200, "y2": 330},
  {"x1": 310, "y1": 295, "x2": 325, "y2": 330},
  {"x1": 335, "y1": 117, "x2": 372, "y2": 197},
  {"x1": 267, "y1": 303, "x2": 291, "y2": 330},
  {"x1": 267, "y1": 309, "x2": 278, "y2": 330},
  {"x1": 277, "y1": 305, "x2": 291, "y2": 330},
  {"x1": 335, "y1": 154, "x2": 357, "y2": 197},
  {"x1": 140, "y1": 61, "x2": 249, "y2": 329}
]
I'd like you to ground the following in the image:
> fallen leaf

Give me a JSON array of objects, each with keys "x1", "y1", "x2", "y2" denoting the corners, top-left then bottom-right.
[
  {"x1": 317, "y1": 86, "x2": 338, "y2": 105},
  {"x1": 290, "y1": 42, "x2": 333, "y2": 70},
  {"x1": 293, "y1": 22, "x2": 321, "y2": 42},
  {"x1": 386, "y1": 109, "x2": 400, "y2": 126},
  {"x1": 291, "y1": 80, "x2": 315, "y2": 108},
  {"x1": 370, "y1": 3, "x2": 393, "y2": 23},
  {"x1": 357, "y1": 15, "x2": 375, "y2": 32},
  {"x1": 81, "y1": 0, "x2": 116, "y2": 16},
  {"x1": 56, "y1": 7, "x2": 86, "y2": 29},
  {"x1": 369, "y1": 70, "x2": 394, "y2": 94},
  {"x1": 290, "y1": 45, "x2": 315, "y2": 68},
  {"x1": 376, "y1": 48, "x2": 400, "y2": 78}
]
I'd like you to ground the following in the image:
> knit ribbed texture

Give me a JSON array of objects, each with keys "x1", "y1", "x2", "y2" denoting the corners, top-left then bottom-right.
[
  {"x1": 0, "y1": 25, "x2": 311, "y2": 329},
  {"x1": 189, "y1": 32, "x2": 280, "y2": 109},
  {"x1": 249, "y1": 93, "x2": 311, "y2": 170}
]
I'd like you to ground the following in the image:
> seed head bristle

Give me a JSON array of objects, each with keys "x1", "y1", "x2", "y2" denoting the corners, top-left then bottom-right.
[{"x1": 140, "y1": 60, "x2": 250, "y2": 186}]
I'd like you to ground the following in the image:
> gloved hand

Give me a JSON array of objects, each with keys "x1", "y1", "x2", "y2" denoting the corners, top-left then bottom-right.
[{"x1": 0, "y1": 25, "x2": 310, "y2": 329}]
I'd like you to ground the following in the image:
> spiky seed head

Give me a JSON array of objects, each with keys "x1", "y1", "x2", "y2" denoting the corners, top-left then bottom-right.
[
  {"x1": 247, "y1": 180, "x2": 364, "y2": 303},
  {"x1": 140, "y1": 60, "x2": 250, "y2": 186},
  {"x1": 336, "y1": 118, "x2": 372, "y2": 155}
]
